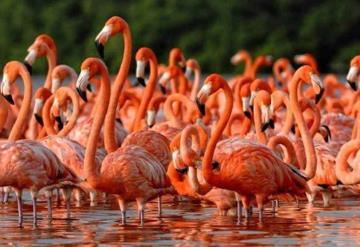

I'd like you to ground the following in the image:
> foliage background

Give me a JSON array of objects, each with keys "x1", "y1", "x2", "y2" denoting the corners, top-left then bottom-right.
[{"x1": 0, "y1": 0, "x2": 359, "y2": 74}]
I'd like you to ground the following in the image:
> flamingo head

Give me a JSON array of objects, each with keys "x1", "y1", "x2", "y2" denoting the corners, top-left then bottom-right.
[
  {"x1": 33, "y1": 87, "x2": 52, "y2": 126},
  {"x1": 196, "y1": 74, "x2": 226, "y2": 116},
  {"x1": 347, "y1": 55, "x2": 360, "y2": 91},
  {"x1": 296, "y1": 65, "x2": 324, "y2": 104},
  {"x1": 95, "y1": 16, "x2": 129, "y2": 59},
  {"x1": 318, "y1": 125, "x2": 332, "y2": 143},
  {"x1": 51, "y1": 65, "x2": 77, "y2": 93},
  {"x1": 76, "y1": 58, "x2": 106, "y2": 102},
  {"x1": 254, "y1": 90, "x2": 274, "y2": 132},
  {"x1": 158, "y1": 66, "x2": 182, "y2": 95},
  {"x1": 135, "y1": 47, "x2": 156, "y2": 87},
  {"x1": 169, "y1": 48, "x2": 186, "y2": 72},
  {"x1": 1, "y1": 61, "x2": 28, "y2": 105},
  {"x1": 184, "y1": 59, "x2": 199, "y2": 80},
  {"x1": 230, "y1": 50, "x2": 249, "y2": 65}
]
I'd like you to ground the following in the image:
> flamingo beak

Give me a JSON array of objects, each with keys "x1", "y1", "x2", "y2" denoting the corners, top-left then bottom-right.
[
  {"x1": 136, "y1": 60, "x2": 146, "y2": 87},
  {"x1": 196, "y1": 83, "x2": 212, "y2": 116},
  {"x1": 291, "y1": 124, "x2": 296, "y2": 134},
  {"x1": 76, "y1": 69, "x2": 90, "y2": 102},
  {"x1": 310, "y1": 73, "x2": 324, "y2": 104},
  {"x1": 146, "y1": 110, "x2": 156, "y2": 128},
  {"x1": 346, "y1": 66, "x2": 358, "y2": 91},
  {"x1": 94, "y1": 25, "x2": 112, "y2": 60},
  {"x1": 86, "y1": 83, "x2": 93, "y2": 92},
  {"x1": 230, "y1": 53, "x2": 241, "y2": 65},
  {"x1": 315, "y1": 87, "x2": 324, "y2": 104},
  {"x1": 159, "y1": 72, "x2": 170, "y2": 95},
  {"x1": 242, "y1": 96, "x2": 251, "y2": 119},
  {"x1": 33, "y1": 99, "x2": 44, "y2": 126},
  {"x1": 261, "y1": 122, "x2": 270, "y2": 132},
  {"x1": 184, "y1": 67, "x2": 192, "y2": 80},
  {"x1": 196, "y1": 98, "x2": 206, "y2": 116},
  {"x1": 24, "y1": 62, "x2": 33, "y2": 75},
  {"x1": 34, "y1": 114, "x2": 44, "y2": 126},
  {"x1": 24, "y1": 49, "x2": 37, "y2": 75},
  {"x1": 55, "y1": 116, "x2": 64, "y2": 130},
  {"x1": 321, "y1": 124, "x2": 332, "y2": 142},
  {"x1": 0, "y1": 73, "x2": 14, "y2": 105},
  {"x1": 244, "y1": 111, "x2": 252, "y2": 119},
  {"x1": 95, "y1": 41, "x2": 105, "y2": 60}
]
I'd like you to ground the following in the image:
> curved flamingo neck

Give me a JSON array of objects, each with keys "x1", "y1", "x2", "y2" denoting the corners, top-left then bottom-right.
[
  {"x1": 243, "y1": 54, "x2": 253, "y2": 77},
  {"x1": 85, "y1": 65, "x2": 111, "y2": 181},
  {"x1": 202, "y1": 82, "x2": 233, "y2": 183},
  {"x1": 180, "y1": 126, "x2": 201, "y2": 166},
  {"x1": 190, "y1": 68, "x2": 201, "y2": 101},
  {"x1": 104, "y1": 27, "x2": 132, "y2": 153},
  {"x1": 268, "y1": 135, "x2": 297, "y2": 165},
  {"x1": 43, "y1": 49, "x2": 57, "y2": 90},
  {"x1": 57, "y1": 88, "x2": 80, "y2": 137},
  {"x1": 289, "y1": 71, "x2": 316, "y2": 179},
  {"x1": 132, "y1": 56, "x2": 158, "y2": 132},
  {"x1": 9, "y1": 66, "x2": 32, "y2": 141},
  {"x1": 336, "y1": 139, "x2": 360, "y2": 184},
  {"x1": 43, "y1": 95, "x2": 57, "y2": 136},
  {"x1": 254, "y1": 100, "x2": 267, "y2": 145},
  {"x1": 0, "y1": 97, "x2": 9, "y2": 131}
]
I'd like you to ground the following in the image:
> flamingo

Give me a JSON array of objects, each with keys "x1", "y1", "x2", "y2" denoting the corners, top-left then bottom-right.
[
  {"x1": 184, "y1": 58, "x2": 201, "y2": 101},
  {"x1": 76, "y1": 56, "x2": 172, "y2": 225},
  {"x1": 39, "y1": 86, "x2": 104, "y2": 204},
  {"x1": 195, "y1": 68, "x2": 320, "y2": 219},
  {"x1": 0, "y1": 61, "x2": 78, "y2": 226}
]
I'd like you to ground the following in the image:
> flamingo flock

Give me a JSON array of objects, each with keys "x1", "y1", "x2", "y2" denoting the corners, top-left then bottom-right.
[{"x1": 0, "y1": 16, "x2": 359, "y2": 228}]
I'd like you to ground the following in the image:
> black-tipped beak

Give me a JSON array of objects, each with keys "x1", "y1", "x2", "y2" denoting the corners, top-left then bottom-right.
[
  {"x1": 196, "y1": 98, "x2": 206, "y2": 116},
  {"x1": 95, "y1": 41, "x2": 105, "y2": 60},
  {"x1": 24, "y1": 62, "x2": 32, "y2": 75},
  {"x1": 249, "y1": 104, "x2": 254, "y2": 112},
  {"x1": 347, "y1": 80, "x2": 358, "y2": 91},
  {"x1": 269, "y1": 119, "x2": 275, "y2": 129},
  {"x1": 315, "y1": 88, "x2": 324, "y2": 104},
  {"x1": 244, "y1": 111, "x2": 252, "y2": 119},
  {"x1": 2, "y1": 94, "x2": 14, "y2": 105},
  {"x1": 34, "y1": 114, "x2": 44, "y2": 126},
  {"x1": 136, "y1": 77, "x2": 146, "y2": 87},
  {"x1": 322, "y1": 124, "x2": 331, "y2": 142},
  {"x1": 86, "y1": 83, "x2": 93, "y2": 92},
  {"x1": 55, "y1": 116, "x2": 63, "y2": 130},
  {"x1": 76, "y1": 88, "x2": 88, "y2": 102},
  {"x1": 160, "y1": 85, "x2": 167, "y2": 95},
  {"x1": 291, "y1": 124, "x2": 296, "y2": 134},
  {"x1": 116, "y1": 118, "x2": 123, "y2": 126},
  {"x1": 180, "y1": 64, "x2": 186, "y2": 73},
  {"x1": 261, "y1": 122, "x2": 270, "y2": 132}
]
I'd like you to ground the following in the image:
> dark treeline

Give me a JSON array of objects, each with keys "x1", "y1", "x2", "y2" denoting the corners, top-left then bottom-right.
[{"x1": 1, "y1": 0, "x2": 359, "y2": 74}]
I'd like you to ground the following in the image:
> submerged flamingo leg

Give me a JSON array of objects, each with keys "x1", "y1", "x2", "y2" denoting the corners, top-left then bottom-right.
[
  {"x1": 61, "y1": 187, "x2": 72, "y2": 219},
  {"x1": 235, "y1": 193, "x2": 242, "y2": 223},
  {"x1": 118, "y1": 198, "x2": 127, "y2": 225},
  {"x1": 255, "y1": 194, "x2": 265, "y2": 221},
  {"x1": 321, "y1": 191, "x2": 332, "y2": 207},
  {"x1": 45, "y1": 190, "x2": 53, "y2": 222},
  {"x1": 15, "y1": 190, "x2": 23, "y2": 227},
  {"x1": 241, "y1": 196, "x2": 251, "y2": 219},
  {"x1": 137, "y1": 199, "x2": 145, "y2": 225},
  {"x1": 157, "y1": 196, "x2": 162, "y2": 217},
  {"x1": 31, "y1": 191, "x2": 38, "y2": 226},
  {"x1": 3, "y1": 187, "x2": 10, "y2": 203}
]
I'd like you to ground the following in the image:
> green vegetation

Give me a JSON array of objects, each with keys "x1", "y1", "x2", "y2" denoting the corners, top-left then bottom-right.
[{"x1": 0, "y1": 0, "x2": 359, "y2": 73}]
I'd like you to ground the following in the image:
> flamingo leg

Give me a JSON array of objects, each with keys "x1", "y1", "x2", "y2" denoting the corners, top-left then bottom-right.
[
  {"x1": 3, "y1": 186, "x2": 10, "y2": 203},
  {"x1": 255, "y1": 194, "x2": 265, "y2": 221},
  {"x1": 45, "y1": 190, "x2": 53, "y2": 222},
  {"x1": 321, "y1": 190, "x2": 332, "y2": 207},
  {"x1": 73, "y1": 188, "x2": 82, "y2": 202},
  {"x1": 157, "y1": 196, "x2": 162, "y2": 217},
  {"x1": 89, "y1": 191, "x2": 97, "y2": 204},
  {"x1": 272, "y1": 200, "x2": 276, "y2": 213},
  {"x1": 30, "y1": 191, "x2": 39, "y2": 226},
  {"x1": 136, "y1": 199, "x2": 145, "y2": 225},
  {"x1": 235, "y1": 193, "x2": 242, "y2": 223},
  {"x1": 241, "y1": 195, "x2": 251, "y2": 219},
  {"x1": 55, "y1": 188, "x2": 61, "y2": 205},
  {"x1": 61, "y1": 187, "x2": 72, "y2": 219},
  {"x1": 118, "y1": 198, "x2": 127, "y2": 225},
  {"x1": 306, "y1": 192, "x2": 315, "y2": 205},
  {"x1": 15, "y1": 190, "x2": 23, "y2": 227}
]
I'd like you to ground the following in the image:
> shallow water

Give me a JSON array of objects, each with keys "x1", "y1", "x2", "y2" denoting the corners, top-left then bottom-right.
[{"x1": 1, "y1": 194, "x2": 360, "y2": 246}]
